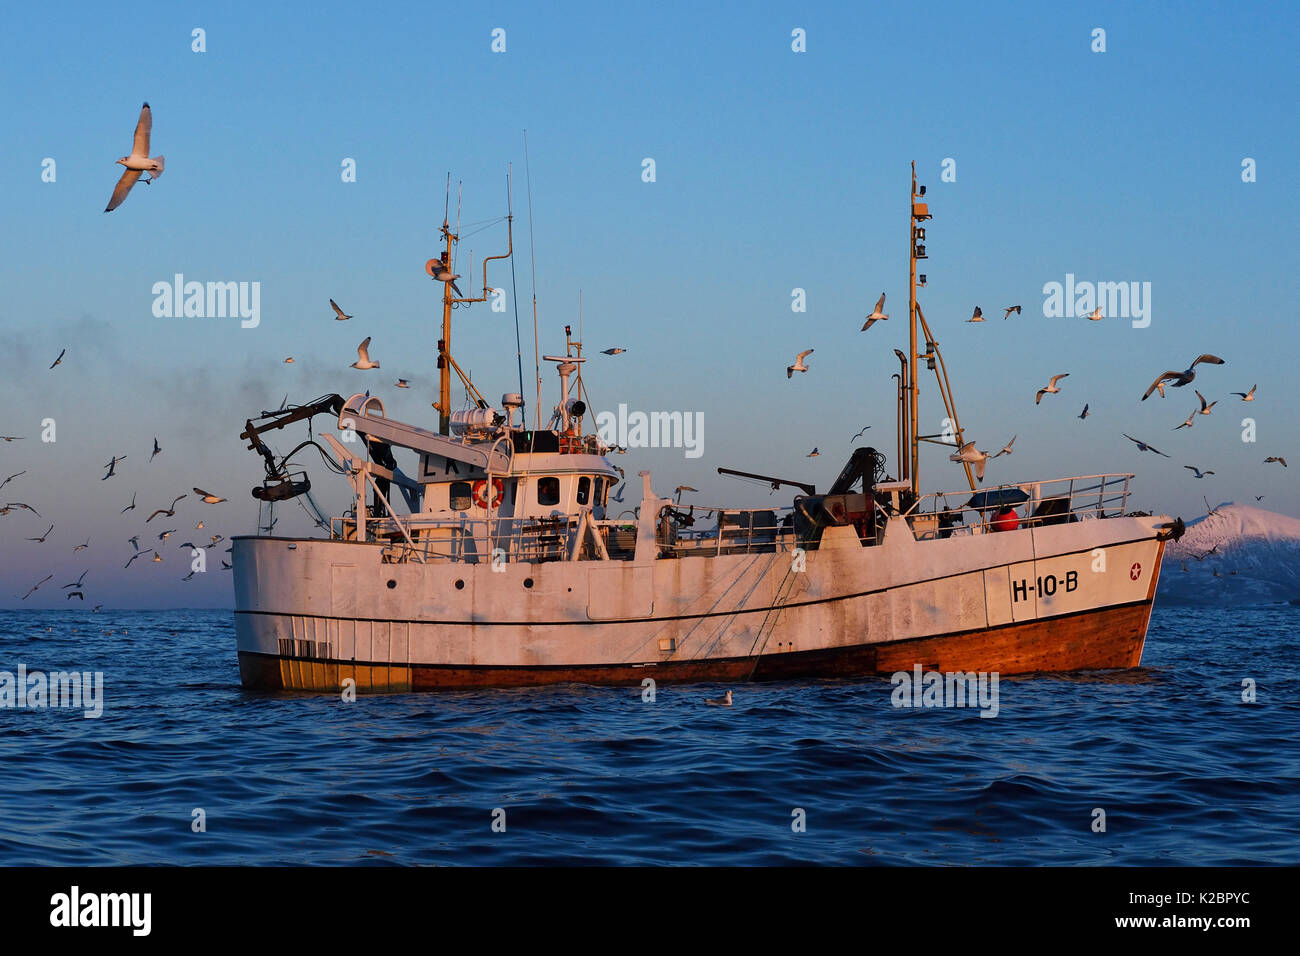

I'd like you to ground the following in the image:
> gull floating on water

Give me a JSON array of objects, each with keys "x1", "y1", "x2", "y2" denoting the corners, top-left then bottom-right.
[
  {"x1": 49, "y1": 348, "x2": 66, "y2": 369},
  {"x1": 1231, "y1": 384, "x2": 1256, "y2": 401},
  {"x1": 1123, "y1": 434, "x2": 1170, "y2": 457},
  {"x1": 1035, "y1": 373, "x2": 1068, "y2": 405},
  {"x1": 330, "y1": 298, "x2": 353, "y2": 321},
  {"x1": 968, "y1": 306, "x2": 985, "y2": 323},
  {"x1": 351, "y1": 337, "x2": 380, "y2": 370},
  {"x1": 1184, "y1": 466, "x2": 1215, "y2": 479},
  {"x1": 104, "y1": 102, "x2": 164, "y2": 212},
  {"x1": 861, "y1": 293, "x2": 889, "y2": 331},
  {"x1": 705, "y1": 690, "x2": 733, "y2": 706},
  {"x1": 1141, "y1": 354, "x2": 1225, "y2": 400},
  {"x1": 787, "y1": 349, "x2": 813, "y2": 379}
]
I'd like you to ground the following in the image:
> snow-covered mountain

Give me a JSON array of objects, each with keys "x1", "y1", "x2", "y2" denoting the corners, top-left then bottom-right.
[{"x1": 1158, "y1": 504, "x2": 1300, "y2": 605}]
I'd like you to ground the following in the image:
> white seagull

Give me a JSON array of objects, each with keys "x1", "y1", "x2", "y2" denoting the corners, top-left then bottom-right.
[
  {"x1": 330, "y1": 298, "x2": 353, "y2": 321},
  {"x1": 705, "y1": 690, "x2": 733, "y2": 707},
  {"x1": 992, "y1": 435, "x2": 1016, "y2": 458},
  {"x1": 861, "y1": 293, "x2": 889, "y2": 331},
  {"x1": 1123, "y1": 434, "x2": 1171, "y2": 457},
  {"x1": 1231, "y1": 384, "x2": 1256, "y2": 402},
  {"x1": 1082, "y1": 307, "x2": 1103, "y2": 321},
  {"x1": 351, "y1": 337, "x2": 380, "y2": 370},
  {"x1": 1173, "y1": 410, "x2": 1196, "y2": 430},
  {"x1": 1184, "y1": 466, "x2": 1215, "y2": 479},
  {"x1": 105, "y1": 102, "x2": 164, "y2": 212},
  {"x1": 787, "y1": 349, "x2": 813, "y2": 379},
  {"x1": 1195, "y1": 390, "x2": 1217, "y2": 415},
  {"x1": 1035, "y1": 373, "x2": 1069, "y2": 405},
  {"x1": 1079, "y1": 403, "x2": 1090, "y2": 419},
  {"x1": 967, "y1": 306, "x2": 985, "y2": 323},
  {"x1": 949, "y1": 441, "x2": 992, "y2": 482},
  {"x1": 1003, "y1": 305, "x2": 1021, "y2": 320}
]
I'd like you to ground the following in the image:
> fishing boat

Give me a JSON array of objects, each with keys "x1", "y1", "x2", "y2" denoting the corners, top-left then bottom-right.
[{"x1": 232, "y1": 165, "x2": 1182, "y2": 692}]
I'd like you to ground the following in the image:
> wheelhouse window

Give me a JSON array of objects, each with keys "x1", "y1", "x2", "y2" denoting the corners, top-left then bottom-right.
[
  {"x1": 576, "y1": 476, "x2": 591, "y2": 506},
  {"x1": 593, "y1": 477, "x2": 606, "y2": 507},
  {"x1": 538, "y1": 477, "x2": 560, "y2": 506},
  {"x1": 449, "y1": 481, "x2": 472, "y2": 511}
]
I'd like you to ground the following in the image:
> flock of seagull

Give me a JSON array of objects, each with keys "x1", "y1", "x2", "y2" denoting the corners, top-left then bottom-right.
[
  {"x1": 4, "y1": 348, "x2": 233, "y2": 602},
  {"x1": 784, "y1": 294, "x2": 1288, "y2": 491}
]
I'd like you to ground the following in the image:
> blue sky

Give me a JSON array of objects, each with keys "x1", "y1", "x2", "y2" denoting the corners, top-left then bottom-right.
[{"x1": 2, "y1": 1, "x2": 1297, "y2": 607}]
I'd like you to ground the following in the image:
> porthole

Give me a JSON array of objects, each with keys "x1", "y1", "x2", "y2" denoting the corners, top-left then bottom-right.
[
  {"x1": 524, "y1": 578, "x2": 534, "y2": 589},
  {"x1": 455, "y1": 579, "x2": 465, "y2": 590},
  {"x1": 386, "y1": 579, "x2": 397, "y2": 589}
]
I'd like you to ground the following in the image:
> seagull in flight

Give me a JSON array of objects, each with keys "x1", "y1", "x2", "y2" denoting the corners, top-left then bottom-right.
[
  {"x1": 5, "y1": 501, "x2": 40, "y2": 517},
  {"x1": 351, "y1": 336, "x2": 380, "y2": 370},
  {"x1": 151, "y1": 551, "x2": 163, "y2": 562},
  {"x1": 1123, "y1": 434, "x2": 1171, "y2": 457},
  {"x1": 21, "y1": 574, "x2": 53, "y2": 600},
  {"x1": 73, "y1": 537, "x2": 90, "y2": 552},
  {"x1": 150, "y1": 437, "x2": 162, "y2": 461},
  {"x1": 157, "y1": 528, "x2": 177, "y2": 541},
  {"x1": 1078, "y1": 403, "x2": 1090, "y2": 419},
  {"x1": 147, "y1": 494, "x2": 186, "y2": 522},
  {"x1": 1203, "y1": 496, "x2": 1220, "y2": 516},
  {"x1": 395, "y1": 378, "x2": 410, "y2": 389},
  {"x1": 861, "y1": 293, "x2": 889, "y2": 331},
  {"x1": 1035, "y1": 373, "x2": 1069, "y2": 405},
  {"x1": 193, "y1": 487, "x2": 227, "y2": 503},
  {"x1": 949, "y1": 441, "x2": 992, "y2": 482},
  {"x1": 1141, "y1": 354, "x2": 1226, "y2": 400},
  {"x1": 992, "y1": 435, "x2": 1016, "y2": 458},
  {"x1": 121, "y1": 491, "x2": 137, "y2": 514},
  {"x1": 26, "y1": 524, "x2": 53, "y2": 542},
  {"x1": 1195, "y1": 390, "x2": 1217, "y2": 416},
  {"x1": 851, "y1": 425, "x2": 872, "y2": 442},
  {"x1": 1082, "y1": 307, "x2": 1104, "y2": 321},
  {"x1": 1264, "y1": 456, "x2": 1288, "y2": 467},
  {"x1": 104, "y1": 102, "x2": 164, "y2": 212},
  {"x1": 1184, "y1": 466, "x2": 1215, "y2": 479},
  {"x1": 1231, "y1": 384, "x2": 1257, "y2": 402},
  {"x1": 330, "y1": 298, "x2": 353, "y2": 321},
  {"x1": 601, "y1": 348, "x2": 627, "y2": 355},
  {"x1": 125, "y1": 550, "x2": 147, "y2": 568},
  {"x1": 787, "y1": 349, "x2": 813, "y2": 379},
  {"x1": 63, "y1": 570, "x2": 88, "y2": 590},
  {"x1": 967, "y1": 306, "x2": 985, "y2": 323},
  {"x1": 426, "y1": 255, "x2": 462, "y2": 297},
  {"x1": 0, "y1": 471, "x2": 24, "y2": 491},
  {"x1": 102, "y1": 455, "x2": 126, "y2": 480},
  {"x1": 1174, "y1": 410, "x2": 1196, "y2": 430},
  {"x1": 674, "y1": 485, "x2": 698, "y2": 505},
  {"x1": 1003, "y1": 305, "x2": 1021, "y2": 320},
  {"x1": 807, "y1": 447, "x2": 820, "y2": 457},
  {"x1": 49, "y1": 348, "x2": 66, "y2": 369},
  {"x1": 128, "y1": 535, "x2": 142, "y2": 551}
]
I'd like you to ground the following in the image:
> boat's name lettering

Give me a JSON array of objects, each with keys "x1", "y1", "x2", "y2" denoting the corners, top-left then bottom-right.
[{"x1": 1012, "y1": 571, "x2": 1078, "y2": 602}]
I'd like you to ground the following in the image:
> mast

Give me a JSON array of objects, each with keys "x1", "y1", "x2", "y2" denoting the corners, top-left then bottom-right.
[
  {"x1": 908, "y1": 162, "x2": 931, "y2": 495},
  {"x1": 436, "y1": 219, "x2": 455, "y2": 435}
]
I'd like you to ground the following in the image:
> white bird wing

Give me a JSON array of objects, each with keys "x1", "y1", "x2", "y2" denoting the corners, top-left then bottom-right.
[
  {"x1": 873, "y1": 293, "x2": 886, "y2": 314},
  {"x1": 330, "y1": 298, "x2": 346, "y2": 317},
  {"x1": 357, "y1": 337, "x2": 372, "y2": 363},
  {"x1": 1192, "y1": 354, "x2": 1225, "y2": 367},
  {"x1": 797, "y1": 349, "x2": 814, "y2": 361},
  {"x1": 1049, "y1": 373, "x2": 1069, "y2": 388},
  {"x1": 132, "y1": 103, "x2": 151, "y2": 156},
  {"x1": 105, "y1": 168, "x2": 142, "y2": 212}
]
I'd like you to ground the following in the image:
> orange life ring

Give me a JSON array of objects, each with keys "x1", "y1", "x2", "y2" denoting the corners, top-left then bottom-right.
[{"x1": 472, "y1": 478, "x2": 504, "y2": 509}]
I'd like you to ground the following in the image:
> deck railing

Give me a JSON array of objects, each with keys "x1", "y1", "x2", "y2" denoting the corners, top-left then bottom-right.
[{"x1": 905, "y1": 473, "x2": 1134, "y2": 540}]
